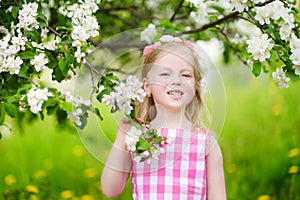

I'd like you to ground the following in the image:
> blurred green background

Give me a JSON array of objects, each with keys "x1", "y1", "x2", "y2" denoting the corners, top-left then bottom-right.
[{"x1": 0, "y1": 65, "x2": 299, "y2": 200}]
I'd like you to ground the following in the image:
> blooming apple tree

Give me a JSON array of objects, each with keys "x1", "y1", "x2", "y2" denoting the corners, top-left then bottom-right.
[{"x1": 0, "y1": 0, "x2": 299, "y2": 137}]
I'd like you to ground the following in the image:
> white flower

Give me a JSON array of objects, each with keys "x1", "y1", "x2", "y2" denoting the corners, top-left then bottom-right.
[
  {"x1": 5, "y1": 56, "x2": 23, "y2": 75},
  {"x1": 18, "y1": 2, "x2": 39, "y2": 30},
  {"x1": 229, "y1": 0, "x2": 248, "y2": 12},
  {"x1": 140, "y1": 23, "x2": 157, "y2": 44},
  {"x1": 272, "y1": 68, "x2": 290, "y2": 88},
  {"x1": 30, "y1": 53, "x2": 48, "y2": 72},
  {"x1": 67, "y1": 108, "x2": 83, "y2": 126},
  {"x1": 74, "y1": 47, "x2": 86, "y2": 63},
  {"x1": 255, "y1": 6, "x2": 271, "y2": 25},
  {"x1": 189, "y1": 1, "x2": 209, "y2": 26},
  {"x1": 159, "y1": 35, "x2": 181, "y2": 43},
  {"x1": 102, "y1": 92, "x2": 117, "y2": 110},
  {"x1": 290, "y1": 35, "x2": 300, "y2": 52},
  {"x1": 279, "y1": 22, "x2": 292, "y2": 41},
  {"x1": 27, "y1": 88, "x2": 53, "y2": 113},
  {"x1": 11, "y1": 30, "x2": 27, "y2": 51},
  {"x1": 246, "y1": 34, "x2": 274, "y2": 62},
  {"x1": 126, "y1": 75, "x2": 146, "y2": 102},
  {"x1": 293, "y1": 65, "x2": 300, "y2": 76},
  {"x1": 290, "y1": 49, "x2": 300, "y2": 66},
  {"x1": 125, "y1": 126, "x2": 142, "y2": 152}
]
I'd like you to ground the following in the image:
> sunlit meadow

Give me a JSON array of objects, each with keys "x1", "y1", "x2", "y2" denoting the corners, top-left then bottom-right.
[{"x1": 0, "y1": 65, "x2": 299, "y2": 200}]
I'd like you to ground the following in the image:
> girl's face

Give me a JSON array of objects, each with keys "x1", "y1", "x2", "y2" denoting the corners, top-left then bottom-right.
[{"x1": 144, "y1": 53, "x2": 196, "y2": 113}]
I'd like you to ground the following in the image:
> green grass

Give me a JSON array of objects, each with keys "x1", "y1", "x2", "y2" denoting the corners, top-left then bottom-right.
[{"x1": 0, "y1": 69, "x2": 299, "y2": 200}]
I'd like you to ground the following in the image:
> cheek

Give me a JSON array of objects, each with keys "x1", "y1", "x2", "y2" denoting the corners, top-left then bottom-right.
[{"x1": 150, "y1": 83, "x2": 165, "y2": 95}]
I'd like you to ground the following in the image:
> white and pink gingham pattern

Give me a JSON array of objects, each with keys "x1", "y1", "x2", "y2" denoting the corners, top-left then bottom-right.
[{"x1": 131, "y1": 128, "x2": 211, "y2": 200}]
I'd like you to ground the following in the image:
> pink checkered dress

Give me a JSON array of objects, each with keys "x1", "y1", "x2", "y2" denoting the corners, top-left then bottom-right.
[{"x1": 131, "y1": 128, "x2": 211, "y2": 200}]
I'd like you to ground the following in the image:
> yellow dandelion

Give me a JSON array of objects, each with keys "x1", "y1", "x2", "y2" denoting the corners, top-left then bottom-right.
[
  {"x1": 73, "y1": 145, "x2": 84, "y2": 157},
  {"x1": 61, "y1": 190, "x2": 73, "y2": 199},
  {"x1": 26, "y1": 185, "x2": 39, "y2": 193},
  {"x1": 29, "y1": 194, "x2": 39, "y2": 200},
  {"x1": 272, "y1": 104, "x2": 282, "y2": 116},
  {"x1": 5, "y1": 174, "x2": 16, "y2": 185},
  {"x1": 288, "y1": 165, "x2": 299, "y2": 174},
  {"x1": 227, "y1": 164, "x2": 237, "y2": 174},
  {"x1": 34, "y1": 170, "x2": 46, "y2": 179},
  {"x1": 257, "y1": 194, "x2": 271, "y2": 200},
  {"x1": 81, "y1": 194, "x2": 94, "y2": 200},
  {"x1": 288, "y1": 148, "x2": 299, "y2": 158},
  {"x1": 84, "y1": 168, "x2": 97, "y2": 179}
]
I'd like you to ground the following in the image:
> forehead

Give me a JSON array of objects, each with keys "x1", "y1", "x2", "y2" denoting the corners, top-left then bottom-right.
[{"x1": 152, "y1": 53, "x2": 194, "y2": 72}]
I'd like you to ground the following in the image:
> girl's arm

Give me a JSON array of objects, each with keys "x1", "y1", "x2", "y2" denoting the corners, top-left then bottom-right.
[
  {"x1": 207, "y1": 137, "x2": 227, "y2": 200},
  {"x1": 101, "y1": 119, "x2": 132, "y2": 198}
]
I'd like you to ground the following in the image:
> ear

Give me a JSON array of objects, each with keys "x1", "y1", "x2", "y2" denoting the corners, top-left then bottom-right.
[{"x1": 142, "y1": 78, "x2": 151, "y2": 97}]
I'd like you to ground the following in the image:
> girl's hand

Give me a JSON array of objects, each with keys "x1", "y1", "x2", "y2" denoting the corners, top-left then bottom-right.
[{"x1": 114, "y1": 118, "x2": 131, "y2": 149}]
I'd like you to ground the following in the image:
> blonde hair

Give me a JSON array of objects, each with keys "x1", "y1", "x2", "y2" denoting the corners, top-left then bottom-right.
[{"x1": 136, "y1": 42, "x2": 204, "y2": 128}]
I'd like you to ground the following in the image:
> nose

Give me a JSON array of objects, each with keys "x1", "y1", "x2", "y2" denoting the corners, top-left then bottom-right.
[{"x1": 171, "y1": 74, "x2": 181, "y2": 86}]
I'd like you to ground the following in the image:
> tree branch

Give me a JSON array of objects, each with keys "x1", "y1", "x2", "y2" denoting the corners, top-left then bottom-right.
[
  {"x1": 170, "y1": 0, "x2": 185, "y2": 22},
  {"x1": 181, "y1": 0, "x2": 276, "y2": 35},
  {"x1": 181, "y1": 12, "x2": 240, "y2": 34}
]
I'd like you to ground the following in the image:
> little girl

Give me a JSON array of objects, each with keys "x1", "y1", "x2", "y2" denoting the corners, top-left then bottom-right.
[{"x1": 101, "y1": 36, "x2": 226, "y2": 200}]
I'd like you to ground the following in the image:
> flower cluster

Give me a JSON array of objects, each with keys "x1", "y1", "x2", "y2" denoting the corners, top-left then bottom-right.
[
  {"x1": 229, "y1": 0, "x2": 249, "y2": 12},
  {"x1": 62, "y1": 91, "x2": 92, "y2": 127},
  {"x1": 272, "y1": 68, "x2": 290, "y2": 88},
  {"x1": 0, "y1": 27, "x2": 24, "y2": 75},
  {"x1": 290, "y1": 36, "x2": 300, "y2": 76},
  {"x1": 125, "y1": 120, "x2": 168, "y2": 164},
  {"x1": 27, "y1": 88, "x2": 53, "y2": 114},
  {"x1": 142, "y1": 35, "x2": 196, "y2": 58},
  {"x1": 18, "y1": 2, "x2": 39, "y2": 31},
  {"x1": 188, "y1": 0, "x2": 209, "y2": 26},
  {"x1": 101, "y1": 75, "x2": 146, "y2": 115},
  {"x1": 246, "y1": 34, "x2": 274, "y2": 62},
  {"x1": 60, "y1": 0, "x2": 100, "y2": 63},
  {"x1": 30, "y1": 53, "x2": 48, "y2": 72},
  {"x1": 254, "y1": 1, "x2": 294, "y2": 41},
  {"x1": 140, "y1": 23, "x2": 157, "y2": 44},
  {"x1": 100, "y1": 75, "x2": 167, "y2": 163}
]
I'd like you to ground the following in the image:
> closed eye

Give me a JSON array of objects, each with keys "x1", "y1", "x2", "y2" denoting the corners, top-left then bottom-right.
[
  {"x1": 182, "y1": 74, "x2": 192, "y2": 78},
  {"x1": 160, "y1": 73, "x2": 170, "y2": 76}
]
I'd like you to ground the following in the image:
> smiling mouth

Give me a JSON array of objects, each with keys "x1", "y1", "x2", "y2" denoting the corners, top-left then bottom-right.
[{"x1": 167, "y1": 91, "x2": 183, "y2": 97}]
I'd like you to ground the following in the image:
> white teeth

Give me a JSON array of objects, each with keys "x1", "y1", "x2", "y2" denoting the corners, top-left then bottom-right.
[{"x1": 168, "y1": 91, "x2": 182, "y2": 96}]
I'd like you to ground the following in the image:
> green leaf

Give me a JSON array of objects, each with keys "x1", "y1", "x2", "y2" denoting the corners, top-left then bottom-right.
[
  {"x1": 252, "y1": 61, "x2": 262, "y2": 77},
  {"x1": 61, "y1": 101, "x2": 73, "y2": 112},
  {"x1": 47, "y1": 106, "x2": 57, "y2": 115},
  {"x1": 12, "y1": 6, "x2": 19, "y2": 19},
  {"x1": 58, "y1": 58, "x2": 69, "y2": 76},
  {"x1": 91, "y1": 107, "x2": 103, "y2": 120},
  {"x1": 4, "y1": 102, "x2": 16, "y2": 118},
  {"x1": 19, "y1": 51, "x2": 35, "y2": 60},
  {"x1": 18, "y1": 65, "x2": 29, "y2": 78},
  {"x1": 144, "y1": 129, "x2": 155, "y2": 139},
  {"x1": 56, "y1": 108, "x2": 68, "y2": 124},
  {"x1": 96, "y1": 88, "x2": 114, "y2": 102},
  {"x1": 269, "y1": 51, "x2": 279, "y2": 62},
  {"x1": 0, "y1": 104, "x2": 5, "y2": 124},
  {"x1": 136, "y1": 140, "x2": 150, "y2": 151},
  {"x1": 53, "y1": 67, "x2": 65, "y2": 82},
  {"x1": 37, "y1": 12, "x2": 47, "y2": 22}
]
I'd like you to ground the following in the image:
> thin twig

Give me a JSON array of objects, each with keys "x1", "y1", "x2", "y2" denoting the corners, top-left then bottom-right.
[{"x1": 47, "y1": 25, "x2": 62, "y2": 37}]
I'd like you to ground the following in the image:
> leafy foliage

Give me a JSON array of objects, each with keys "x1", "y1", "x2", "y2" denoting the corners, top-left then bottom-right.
[{"x1": 0, "y1": 0, "x2": 300, "y2": 135}]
